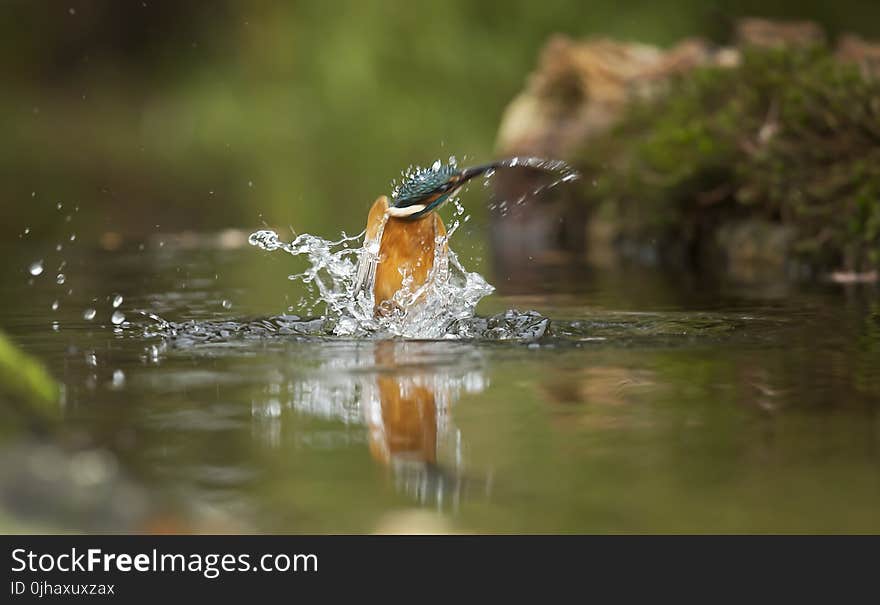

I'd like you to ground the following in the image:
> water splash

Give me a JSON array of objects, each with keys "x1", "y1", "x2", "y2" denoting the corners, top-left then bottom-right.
[
  {"x1": 248, "y1": 223, "x2": 494, "y2": 338},
  {"x1": 487, "y1": 157, "x2": 580, "y2": 215},
  {"x1": 128, "y1": 156, "x2": 580, "y2": 343},
  {"x1": 498, "y1": 156, "x2": 577, "y2": 177},
  {"x1": 243, "y1": 156, "x2": 582, "y2": 339},
  {"x1": 485, "y1": 157, "x2": 580, "y2": 205}
]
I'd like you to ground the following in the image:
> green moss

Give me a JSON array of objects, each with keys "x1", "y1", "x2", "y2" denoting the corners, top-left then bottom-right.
[{"x1": 577, "y1": 46, "x2": 880, "y2": 272}]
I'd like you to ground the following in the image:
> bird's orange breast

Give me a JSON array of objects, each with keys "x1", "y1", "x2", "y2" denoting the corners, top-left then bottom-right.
[{"x1": 364, "y1": 196, "x2": 447, "y2": 309}]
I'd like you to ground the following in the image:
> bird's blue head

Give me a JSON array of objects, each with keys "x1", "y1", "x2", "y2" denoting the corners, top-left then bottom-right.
[{"x1": 388, "y1": 161, "x2": 500, "y2": 220}]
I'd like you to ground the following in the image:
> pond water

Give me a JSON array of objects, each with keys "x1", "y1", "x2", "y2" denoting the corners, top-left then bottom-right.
[{"x1": 1, "y1": 226, "x2": 879, "y2": 533}]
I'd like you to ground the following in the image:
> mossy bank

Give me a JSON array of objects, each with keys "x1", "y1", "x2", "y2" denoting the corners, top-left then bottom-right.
[{"x1": 495, "y1": 22, "x2": 880, "y2": 283}]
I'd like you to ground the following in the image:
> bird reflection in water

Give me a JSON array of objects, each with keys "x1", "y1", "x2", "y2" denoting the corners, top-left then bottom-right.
[{"x1": 251, "y1": 341, "x2": 489, "y2": 509}]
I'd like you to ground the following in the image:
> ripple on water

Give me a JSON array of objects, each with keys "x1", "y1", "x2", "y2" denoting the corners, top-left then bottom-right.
[{"x1": 130, "y1": 307, "x2": 778, "y2": 352}]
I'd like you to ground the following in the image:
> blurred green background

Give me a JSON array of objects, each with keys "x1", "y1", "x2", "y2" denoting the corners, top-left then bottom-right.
[
  {"x1": 2, "y1": 0, "x2": 880, "y2": 243},
  {"x1": 1, "y1": 1, "x2": 880, "y2": 535}
]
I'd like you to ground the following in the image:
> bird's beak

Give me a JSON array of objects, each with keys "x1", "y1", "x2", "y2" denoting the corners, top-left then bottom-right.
[{"x1": 457, "y1": 162, "x2": 501, "y2": 182}]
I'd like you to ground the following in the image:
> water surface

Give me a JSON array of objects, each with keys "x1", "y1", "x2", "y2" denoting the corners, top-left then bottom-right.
[{"x1": 1, "y1": 236, "x2": 879, "y2": 533}]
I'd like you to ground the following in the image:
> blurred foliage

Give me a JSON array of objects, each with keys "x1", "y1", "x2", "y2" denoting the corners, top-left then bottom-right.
[
  {"x1": 0, "y1": 331, "x2": 59, "y2": 430},
  {"x1": 579, "y1": 46, "x2": 880, "y2": 272},
  {"x1": 2, "y1": 1, "x2": 880, "y2": 246}
]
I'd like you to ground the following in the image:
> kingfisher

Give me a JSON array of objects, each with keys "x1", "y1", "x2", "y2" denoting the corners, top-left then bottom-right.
[{"x1": 355, "y1": 160, "x2": 505, "y2": 311}]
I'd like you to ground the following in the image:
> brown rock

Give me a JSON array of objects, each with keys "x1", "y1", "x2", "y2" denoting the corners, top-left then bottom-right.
[
  {"x1": 496, "y1": 34, "x2": 715, "y2": 157},
  {"x1": 735, "y1": 18, "x2": 825, "y2": 49},
  {"x1": 836, "y1": 34, "x2": 880, "y2": 78}
]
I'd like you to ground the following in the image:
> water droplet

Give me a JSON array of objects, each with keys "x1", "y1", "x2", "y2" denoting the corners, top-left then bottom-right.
[
  {"x1": 23, "y1": 227, "x2": 30, "y2": 235},
  {"x1": 56, "y1": 273, "x2": 66, "y2": 285},
  {"x1": 248, "y1": 180, "x2": 254, "y2": 188},
  {"x1": 69, "y1": 234, "x2": 76, "y2": 242},
  {"x1": 111, "y1": 311, "x2": 126, "y2": 325},
  {"x1": 68, "y1": 7, "x2": 76, "y2": 15},
  {"x1": 111, "y1": 369, "x2": 125, "y2": 389},
  {"x1": 56, "y1": 202, "x2": 63, "y2": 210},
  {"x1": 55, "y1": 244, "x2": 63, "y2": 252},
  {"x1": 28, "y1": 260, "x2": 44, "y2": 276},
  {"x1": 83, "y1": 308, "x2": 96, "y2": 321},
  {"x1": 221, "y1": 300, "x2": 232, "y2": 310},
  {"x1": 51, "y1": 300, "x2": 59, "y2": 311},
  {"x1": 51, "y1": 321, "x2": 60, "y2": 331},
  {"x1": 112, "y1": 294, "x2": 123, "y2": 308},
  {"x1": 85, "y1": 352, "x2": 97, "y2": 367}
]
